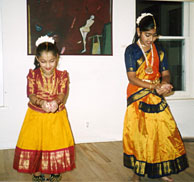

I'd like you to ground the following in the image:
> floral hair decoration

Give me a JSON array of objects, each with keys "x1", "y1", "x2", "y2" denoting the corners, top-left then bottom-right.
[
  {"x1": 35, "y1": 35, "x2": 55, "y2": 47},
  {"x1": 136, "y1": 13, "x2": 153, "y2": 26}
]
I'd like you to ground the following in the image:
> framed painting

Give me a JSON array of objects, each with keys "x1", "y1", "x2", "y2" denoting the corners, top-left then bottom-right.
[{"x1": 27, "y1": 0, "x2": 113, "y2": 55}]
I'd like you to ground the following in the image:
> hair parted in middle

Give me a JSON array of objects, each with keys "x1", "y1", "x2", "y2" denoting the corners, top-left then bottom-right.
[
  {"x1": 34, "y1": 42, "x2": 59, "y2": 70},
  {"x1": 133, "y1": 13, "x2": 158, "y2": 43},
  {"x1": 137, "y1": 14, "x2": 156, "y2": 32}
]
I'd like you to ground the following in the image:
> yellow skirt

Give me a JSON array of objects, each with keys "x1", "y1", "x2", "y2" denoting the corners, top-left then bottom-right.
[
  {"x1": 123, "y1": 90, "x2": 189, "y2": 178},
  {"x1": 13, "y1": 108, "x2": 75, "y2": 174}
]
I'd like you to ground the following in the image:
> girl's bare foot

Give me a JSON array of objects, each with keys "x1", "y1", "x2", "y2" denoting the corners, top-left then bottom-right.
[
  {"x1": 131, "y1": 173, "x2": 140, "y2": 182},
  {"x1": 161, "y1": 176, "x2": 174, "y2": 182},
  {"x1": 34, "y1": 172, "x2": 41, "y2": 176}
]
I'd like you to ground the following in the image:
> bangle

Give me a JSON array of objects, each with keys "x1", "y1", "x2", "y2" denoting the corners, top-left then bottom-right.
[
  {"x1": 149, "y1": 84, "x2": 152, "y2": 90},
  {"x1": 155, "y1": 84, "x2": 160, "y2": 90},
  {"x1": 34, "y1": 98, "x2": 39, "y2": 106},
  {"x1": 39, "y1": 100, "x2": 44, "y2": 107},
  {"x1": 35, "y1": 98, "x2": 42, "y2": 106}
]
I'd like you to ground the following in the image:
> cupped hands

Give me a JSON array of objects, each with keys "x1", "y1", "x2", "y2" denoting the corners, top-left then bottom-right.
[
  {"x1": 41, "y1": 100, "x2": 58, "y2": 113},
  {"x1": 156, "y1": 83, "x2": 173, "y2": 96}
]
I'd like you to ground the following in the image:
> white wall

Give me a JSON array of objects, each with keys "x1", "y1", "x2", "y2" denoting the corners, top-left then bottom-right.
[
  {"x1": 0, "y1": 0, "x2": 193, "y2": 150},
  {"x1": 0, "y1": 7, "x2": 3, "y2": 106}
]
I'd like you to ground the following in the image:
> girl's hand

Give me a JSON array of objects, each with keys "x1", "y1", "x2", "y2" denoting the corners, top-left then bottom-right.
[
  {"x1": 156, "y1": 83, "x2": 173, "y2": 95},
  {"x1": 41, "y1": 101, "x2": 51, "y2": 113},
  {"x1": 49, "y1": 100, "x2": 58, "y2": 113},
  {"x1": 161, "y1": 83, "x2": 173, "y2": 95},
  {"x1": 155, "y1": 86, "x2": 163, "y2": 95}
]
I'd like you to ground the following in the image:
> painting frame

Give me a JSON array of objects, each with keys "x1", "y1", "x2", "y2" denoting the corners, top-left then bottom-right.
[{"x1": 27, "y1": 0, "x2": 113, "y2": 56}]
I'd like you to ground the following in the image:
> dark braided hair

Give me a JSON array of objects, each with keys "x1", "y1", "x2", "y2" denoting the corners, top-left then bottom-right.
[
  {"x1": 133, "y1": 14, "x2": 158, "y2": 43},
  {"x1": 34, "y1": 42, "x2": 59, "y2": 70}
]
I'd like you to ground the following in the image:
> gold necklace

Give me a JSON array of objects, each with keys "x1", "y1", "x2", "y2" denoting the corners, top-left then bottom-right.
[
  {"x1": 40, "y1": 68, "x2": 56, "y2": 95},
  {"x1": 138, "y1": 39, "x2": 154, "y2": 74}
]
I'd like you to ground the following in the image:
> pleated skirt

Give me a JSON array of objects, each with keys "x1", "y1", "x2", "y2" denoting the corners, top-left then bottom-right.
[
  {"x1": 123, "y1": 92, "x2": 189, "y2": 178},
  {"x1": 13, "y1": 108, "x2": 75, "y2": 174}
]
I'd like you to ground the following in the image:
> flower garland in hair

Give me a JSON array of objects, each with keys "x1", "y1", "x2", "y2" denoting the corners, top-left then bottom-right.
[
  {"x1": 136, "y1": 13, "x2": 153, "y2": 26},
  {"x1": 35, "y1": 35, "x2": 55, "y2": 47}
]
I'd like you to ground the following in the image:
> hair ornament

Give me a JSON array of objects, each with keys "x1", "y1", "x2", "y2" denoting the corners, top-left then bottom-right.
[
  {"x1": 136, "y1": 13, "x2": 153, "y2": 26},
  {"x1": 35, "y1": 35, "x2": 55, "y2": 47}
]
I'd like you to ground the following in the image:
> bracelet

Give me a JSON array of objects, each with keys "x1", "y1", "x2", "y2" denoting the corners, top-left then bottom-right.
[
  {"x1": 39, "y1": 100, "x2": 44, "y2": 107},
  {"x1": 155, "y1": 84, "x2": 161, "y2": 90},
  {"x1": 34, "y1": 98, "x2": 39, "y2": 106},
  {"x1": 35, "y1": 98, "x2": 42, "y2": 106},
  {"x1": 149, "y1": 84, "x2": 153, "y2": 90}
]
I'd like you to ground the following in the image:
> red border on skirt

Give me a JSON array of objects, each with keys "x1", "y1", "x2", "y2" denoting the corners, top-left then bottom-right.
[{"x1": 13, "y1": 146, "x2": 75, "y2": 174}]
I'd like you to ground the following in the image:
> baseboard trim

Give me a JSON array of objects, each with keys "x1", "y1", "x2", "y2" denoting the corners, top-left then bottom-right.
[{"x1": 183, "y1": 137, "x2": 194, "y2": 142}]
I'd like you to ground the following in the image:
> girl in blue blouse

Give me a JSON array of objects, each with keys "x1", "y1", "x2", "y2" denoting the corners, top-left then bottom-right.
[{"x1": 123, "y1": 13, "x2": 188, "y2": 182}]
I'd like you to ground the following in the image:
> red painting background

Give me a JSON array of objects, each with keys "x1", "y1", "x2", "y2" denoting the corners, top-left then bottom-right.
[{"x1": 27, "y1": 0, "x2": 112, "y2": 55}]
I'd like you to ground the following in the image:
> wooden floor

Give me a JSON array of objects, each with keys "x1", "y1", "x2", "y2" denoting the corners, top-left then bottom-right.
[{"x1": 0, "y1": 141, "x2": 193, "y2": 182}]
